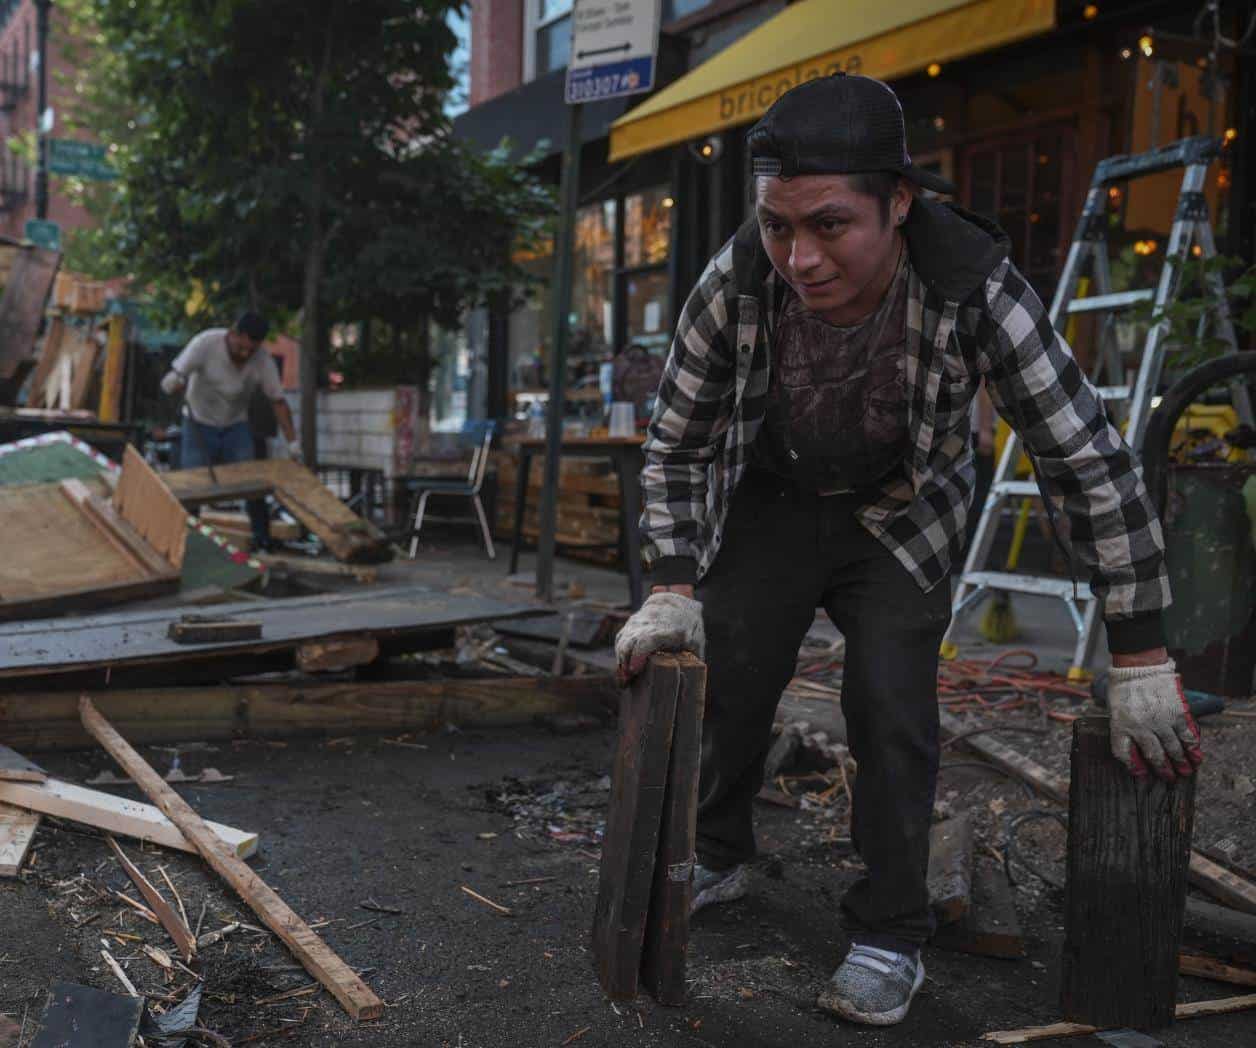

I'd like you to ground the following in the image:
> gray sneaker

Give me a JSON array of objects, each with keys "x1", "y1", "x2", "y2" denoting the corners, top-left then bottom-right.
[
  {"x1": 689, "y1": 862, "x2": 750, "y2": 916},
  {"x1": 817, "y1": 943, "x2": 925, "y2": 1026}
]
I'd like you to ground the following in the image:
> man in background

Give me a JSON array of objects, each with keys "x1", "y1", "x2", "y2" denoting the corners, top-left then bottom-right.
[{"x1": 161, "y1": 311, "x2": 299, "y2": 550}]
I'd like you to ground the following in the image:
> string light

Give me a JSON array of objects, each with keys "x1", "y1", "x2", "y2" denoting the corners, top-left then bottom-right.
[
  {"x1": 1139, "y1": 34, "x2": 1154, "y2": 58},
  {"x1": 1120, "y1": 47, "x2": 1133, "y2": 60},
  {"x1": 1224, "y1": 127, "x2": 1238, "y2": 144},
  {"x1": 1133, "y1": 239, "x2": 1158, "y2": 256},
  {"x1": 1191, "y1": 244, "x2": 1203, "y2": 257},
  {"x1": 1083, "y1": 4, "x2": 1099, "y2": 18},
  {"x1": 927, "y1": 62, "x2": 942, "y2": 77},
  {"x1": 932, "y1": 116, "x2": 946, "y2": 131},
  {"x1": 1107, "y1": 186, "x2": 1123, "y2": 205},
  {"x1": 661, "y1": 196, "x2": 675, "y2": 209}
]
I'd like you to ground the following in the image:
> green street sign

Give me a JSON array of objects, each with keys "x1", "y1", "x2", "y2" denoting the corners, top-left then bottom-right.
[
  {"x1": 47, "y1": 138, "x2": 117, "y2": 180},
  {"x1": 24, "y1": 219, "x2": 61, "y2": 252}
]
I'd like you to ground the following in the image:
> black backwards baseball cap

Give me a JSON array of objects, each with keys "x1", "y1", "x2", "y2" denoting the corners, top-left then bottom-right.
[{"x1": 746, "y1": 73, "x2": 956, "y2": 195}]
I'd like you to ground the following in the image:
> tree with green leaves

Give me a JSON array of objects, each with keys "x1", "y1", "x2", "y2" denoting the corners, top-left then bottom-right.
[{"x1": 55, "y1": 0, "x2": 553, "y2": 459}]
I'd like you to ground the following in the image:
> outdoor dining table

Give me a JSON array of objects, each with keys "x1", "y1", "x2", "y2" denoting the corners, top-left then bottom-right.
[{"x1": 508, "y1": 433, "x2": 646, "y2": 609}]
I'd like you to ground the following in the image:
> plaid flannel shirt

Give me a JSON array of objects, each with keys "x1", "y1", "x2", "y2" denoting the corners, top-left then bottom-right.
[{"x1": 640, "y1": 201, "x2": 1170, "y2": 652}]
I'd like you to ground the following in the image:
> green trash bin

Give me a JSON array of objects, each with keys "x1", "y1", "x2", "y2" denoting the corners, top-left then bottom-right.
[{"x1": 1143, "y1": 352, "x2": 1256, "y2": 697}]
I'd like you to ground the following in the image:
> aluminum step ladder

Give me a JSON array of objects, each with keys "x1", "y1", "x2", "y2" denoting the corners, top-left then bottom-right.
[{"x1": 943, "y1": 135, "x2": 1253, "y2": 679}]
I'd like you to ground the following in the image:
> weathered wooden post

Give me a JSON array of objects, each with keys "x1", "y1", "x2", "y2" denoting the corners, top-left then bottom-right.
[
  {"x1": 1060, "y1": 716, "x2": 1196, "y2": 1028},
  {"x1": 592, "y1": 652, "x2": 706, "y2": 1003}
]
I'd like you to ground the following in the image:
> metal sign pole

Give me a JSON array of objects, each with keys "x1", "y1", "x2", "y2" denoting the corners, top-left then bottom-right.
[
  {"x1": 536, "y1": 0, "x2": 661, "y2": 602},
  {"x1": 535, "y1": 101, "x2": 583, "y2": 603}
]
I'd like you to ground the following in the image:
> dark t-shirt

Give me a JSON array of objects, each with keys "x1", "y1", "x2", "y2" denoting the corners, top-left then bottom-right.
[{"x1": 751, "y1": 253, "x2": 911, "y2": 493}]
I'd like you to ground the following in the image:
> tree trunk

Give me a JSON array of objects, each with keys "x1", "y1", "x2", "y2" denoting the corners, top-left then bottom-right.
[
  {"x1": 299, "y1": 178, "x2": 324, "y2": 468},
  {"x1": 1060, "y1": 716, "x2": 1196, "y2": 1029}
]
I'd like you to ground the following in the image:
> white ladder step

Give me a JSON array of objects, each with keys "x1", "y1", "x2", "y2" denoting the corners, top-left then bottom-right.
[
  {"x1": 1094, "y1": 385, "x2": 1131, "y2": 400},
  {"x1": 962, "y1": 570, "x2": 1095, "y2": 602},
  {"x1": 992, "y1": 480, "x2": 1040, "y2": 498},
  {"x1": 1066, "y1": 289, "x2": 1155, "y2": 314}
]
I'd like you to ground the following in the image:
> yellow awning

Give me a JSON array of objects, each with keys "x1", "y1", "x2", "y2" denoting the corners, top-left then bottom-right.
[{"x1": 608, "y1": 0, "x2": 1056, "y2": 161}]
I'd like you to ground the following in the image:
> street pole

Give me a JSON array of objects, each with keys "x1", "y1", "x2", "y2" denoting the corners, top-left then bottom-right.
[
  {"x1": 535, "y1": 101, "x2": 583, "y2": 603},
  {"x1": 34, "y1": 0, "x2": 50, "y2": 220}
]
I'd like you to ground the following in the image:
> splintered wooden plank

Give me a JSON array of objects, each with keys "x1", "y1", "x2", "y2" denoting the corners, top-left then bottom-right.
[
  {"x1": 81, "y1": 697, "x2": 383, "y2": 1021},
  {"x1": 24, "y1": 316, "x2": 66, "y2": 410},
  {"x1": 0, "y1": 803, "x2": 40, "y2": 876},
  {"x1": 933, "y1": 863, "x2": 1024, "y2": 959},
  {"x1": 593, "y1": 655, "x2": 682, "y2": 1000},
  {"x1": 67, "y1": 335, "x2": 102, "y2": 411},
  {"x1": 981, "y1": 994, "x2": 1256, "y2": 1043},
  {"x1": 0, "y1": 776, "x2": 257, "y2": 858},
  {"x1": 106, "y1": 835, "x2": 196, "y2": 962},
  {"x1": 641, "y1": 653, "x2": 707, "y2": 1006},
  {"x1": 30, "y1": 981, "x2": 143, "y2": 1048},
  {"x1": 928, "y1": 814, "x2": 975, "y2": 924},
  {"x1": 295, "y1": 635, "x2": 380, "y2": 673},
  {"x1": 113, "y1": 446, "x2": 188, "y2": 569}
]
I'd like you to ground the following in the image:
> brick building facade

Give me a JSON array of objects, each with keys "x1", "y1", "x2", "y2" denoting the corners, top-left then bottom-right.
[{"x1": 0, "y1": 0, "x2": 96, "y2": 241}]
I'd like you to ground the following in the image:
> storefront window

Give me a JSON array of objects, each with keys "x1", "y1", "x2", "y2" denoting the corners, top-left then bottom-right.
[
  {"x1": 962, "y1": 126, "x2": 1076, "y2": 299},
  {"x1": 625, "y1": 269, "x2": 670, "y2": 352},
  {"x1": 572, "y1": 199, "x2": 617, "y2": 365},
  {"x1": 624, "y1": 186, "x2": 672, "y2": 268},
  {"x1": 536, "y1": 0, "x2": 572, "y2": 76}
]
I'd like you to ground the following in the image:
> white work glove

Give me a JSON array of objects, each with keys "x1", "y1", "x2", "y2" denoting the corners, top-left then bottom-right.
[
  {"x1": 160, "y1": 369, "x2": 187, "y2": 395},
  {"x1": 286, "y1": 440, "x2": 302, "y2": 461},
  {"x1": 614, "y1": 591, "x2": 705, "y2": 684},
  {"x1": 1107, "y1": 659, "x2": 1203, "y2": 781}
]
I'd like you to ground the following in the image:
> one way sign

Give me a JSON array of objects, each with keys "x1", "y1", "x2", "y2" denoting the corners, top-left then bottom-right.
[{"x1": 565, "y1": 0, "x2": 661, "y2": 104}]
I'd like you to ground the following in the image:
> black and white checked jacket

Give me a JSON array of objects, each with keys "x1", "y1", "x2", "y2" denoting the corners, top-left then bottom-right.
[{"x1": 641, "y1": 199, "x2": 1169, "y2": 652}]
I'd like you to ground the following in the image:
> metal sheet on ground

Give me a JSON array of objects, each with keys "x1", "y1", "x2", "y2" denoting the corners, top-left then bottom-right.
[{"x1": 0, "y1": 585, "x2": 540, "y2": 678}]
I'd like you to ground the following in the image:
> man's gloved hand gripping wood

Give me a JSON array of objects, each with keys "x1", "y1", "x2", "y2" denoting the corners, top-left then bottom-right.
[
  {"x1": 615, "y1": 586, "x2": 704, "y2": 685},
  {"x1": 1107, "y1": 657, "x2": 1203, "y2": 782}
]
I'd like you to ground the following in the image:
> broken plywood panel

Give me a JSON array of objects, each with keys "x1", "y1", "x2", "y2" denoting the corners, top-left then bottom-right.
[
  {"x1": 0, "y1": 481, "x2": 175, "y2": 619},
  {"x1": 0, "y1": 433, "x2": 264, "y2": 594},
  {"x1": 0, "y1": 804, "x2": 40, "y2": 875},
  {"x1": 0, "y1": 244, "x2": 60, "y2": 404},
  {"x1": 164, "y1": 458, "x2": 393, "y2": 563}
]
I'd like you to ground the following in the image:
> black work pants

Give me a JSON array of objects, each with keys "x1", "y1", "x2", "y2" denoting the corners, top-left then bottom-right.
[{"x1": 695, "y1": 473, "x2": 952, "y2": 949}]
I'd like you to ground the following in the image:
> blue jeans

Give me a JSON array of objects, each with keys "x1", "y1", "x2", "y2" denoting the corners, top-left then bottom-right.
[{"x1": 182, "y1": 417, "x2": 270, "y2": 549}]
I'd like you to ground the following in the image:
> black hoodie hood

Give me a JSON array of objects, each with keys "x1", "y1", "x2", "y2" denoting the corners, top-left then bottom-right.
[{"x1": 732, "y1": 196, "x2": 1012, "y2": 306}]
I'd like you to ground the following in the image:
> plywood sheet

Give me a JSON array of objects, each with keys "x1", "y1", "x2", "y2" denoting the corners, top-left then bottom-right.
[
  {"x1": 0, "y1": 483, "x2": 140, "y2": 600},
  {"x1": 0, "y1": 245, "x2": 60, "y2": 401}
]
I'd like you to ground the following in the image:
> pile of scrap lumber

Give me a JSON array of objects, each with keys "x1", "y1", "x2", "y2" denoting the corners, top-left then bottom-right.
[
  {"x1": 0, "y1": 705, "x2": 384, "y2": 1029},
  {"x1": 23, "y1": 317, "x2": 103, "y2": 411},
  {"x1": 494, "y1": 449, "x2": 622, "y2": 564}
]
